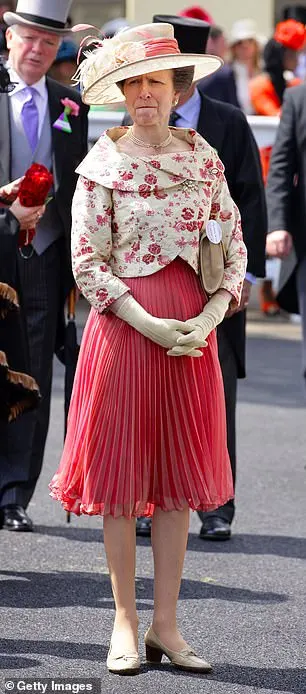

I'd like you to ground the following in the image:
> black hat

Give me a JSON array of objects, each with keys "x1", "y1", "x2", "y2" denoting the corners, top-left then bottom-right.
[
  {"x1": 282, "y1": 5, "x2": 306, "y2": 24},
  {"x1": 153, "y1": 14, "x2": 210, "y2": 54}
]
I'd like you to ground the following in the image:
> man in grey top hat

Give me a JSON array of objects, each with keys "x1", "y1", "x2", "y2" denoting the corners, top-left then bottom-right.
[{"x1": 0, "y1": 0, "x2": 88, "y2": 531}]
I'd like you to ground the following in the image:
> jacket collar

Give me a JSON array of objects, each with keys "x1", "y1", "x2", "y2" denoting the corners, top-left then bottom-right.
[
  {"x1": 46, "y1": 77, "x2": 65, "y2": 189},
  {"x1": 76, "y1": 126, "x2": 216, "y2": 189}
]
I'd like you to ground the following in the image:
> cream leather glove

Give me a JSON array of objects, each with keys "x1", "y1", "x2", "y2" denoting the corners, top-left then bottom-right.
[
  {"x1": 167, "y1": 291, "x2": 231, "y2": 356},
  {"x1": 111, "y1": 293, "x2": 202, "y2": 355}
]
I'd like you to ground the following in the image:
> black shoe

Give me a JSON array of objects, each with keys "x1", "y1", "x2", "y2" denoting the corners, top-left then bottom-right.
[
  {"x1": 136, "y1": 516, "x2": 152, "y2": 537},
  {"x1": 199, "y1": 517, "x2": 231, "y2": 541},
  {"x1": 1, "y1": 504, "x2": 33, "y2": 531}
]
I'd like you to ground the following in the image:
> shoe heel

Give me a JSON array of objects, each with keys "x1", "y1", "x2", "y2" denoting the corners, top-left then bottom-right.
[{"x1": 145, "y1": 644, "x2": 163, "y2": 663}]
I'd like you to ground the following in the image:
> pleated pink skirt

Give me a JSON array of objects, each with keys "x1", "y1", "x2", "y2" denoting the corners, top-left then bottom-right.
[{"x1": 49, "y1": 258, "x2": 233, "y2": 518}]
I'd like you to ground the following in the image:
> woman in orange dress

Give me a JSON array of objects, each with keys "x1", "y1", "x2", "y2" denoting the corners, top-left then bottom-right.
[{"x1": 250, "y1": 19, "x2": 305, "y2": 117}]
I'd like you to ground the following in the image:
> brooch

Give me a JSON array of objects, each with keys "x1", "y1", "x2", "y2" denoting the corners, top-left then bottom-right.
[{"x1": 182, "y1": 179, "x2": 198, "y2": 191}]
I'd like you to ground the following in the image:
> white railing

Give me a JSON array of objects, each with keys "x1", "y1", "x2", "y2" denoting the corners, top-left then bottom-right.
[
  {"x1": 246, "y1": 115, "x2": 279, "y2": 148},
  {"x1": 88, "y1": 110, "x2": 280, "y2": 149},
  {"x1": 88, "y1": 109, "x2": 123, "y2": 144}
]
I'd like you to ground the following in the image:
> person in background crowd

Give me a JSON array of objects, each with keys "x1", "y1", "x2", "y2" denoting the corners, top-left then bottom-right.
[
  {"x1": 199, "y1": 18, "x2": 262, "y2": 109},
  {"x1": 0, "y1": 22, "x2": 8, "y2": 58},
  {"x1": 228, "y1": 19, "x2": 262, "y2": 114},
  {"x1": 48, "y1": 39, "x2": 78, "y2": 87},
  {"x1": 101, "y1": 17, "x2": 131, "y2": 39},
  {"x1": 131, "y1": 14, "x2": 266, "y2": 541},
  {"x1": 0, "y1": 2, "x2": 14, "y2": 22},
  {"x1": 250, "y1": 19, "x2": 305, "y2": 316},
  {"x1": 0, "y1": 0, "x2": 88, "y2": 533},
  {"x1": 206, "y1": 25, "x2": 228, "y2": 60},
  {"x1": 0, "y1": 1, "x2": 14, "y2": 59},
  {"x1": 49, "y1": 21, "x2": 247, "y2": 674},
  {"x1": 250, "y1": 19, "x2": 305, "y2": 116},
  {"x1": 282, "y1": 5, "x2": 306, "y2": 79},
  {"x1": 266, "y1": 79, "x2": 306, "y2": 390},
  {"x1": 178, "y1": 5, "x2": 214, "y2": 24}
]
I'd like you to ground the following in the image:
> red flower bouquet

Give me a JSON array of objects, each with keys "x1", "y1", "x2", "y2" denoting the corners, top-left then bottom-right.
[{"x1": 18, "y1": 163, "x2": 53, "y2": 247}]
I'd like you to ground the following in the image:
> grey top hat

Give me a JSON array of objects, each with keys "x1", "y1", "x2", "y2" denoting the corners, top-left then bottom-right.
[{"x1": 4, "y1": 0, "x2": 73, "y2": 34}]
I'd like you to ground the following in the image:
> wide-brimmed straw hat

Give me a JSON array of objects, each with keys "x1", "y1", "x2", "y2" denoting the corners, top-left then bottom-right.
[
  {"x1": 76, "y1": 22, "x2": 222, "y2": 105},
  {"x1": 4, "y1": 0, "x2": 73, "y2": 35}
]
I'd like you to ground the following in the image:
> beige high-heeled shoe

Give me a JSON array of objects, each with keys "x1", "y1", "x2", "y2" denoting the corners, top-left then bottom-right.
[
  {"x1": 106, "y1": 643, "x2": 140, "y2": 675},
  {"x1": 144, "y1": 626, "x2": 212, "y2": 673}
]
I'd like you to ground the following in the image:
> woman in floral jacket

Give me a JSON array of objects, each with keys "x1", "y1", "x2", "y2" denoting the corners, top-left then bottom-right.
[{"x1": 50, "y1": 23, "x2": 247, "y2": 675}]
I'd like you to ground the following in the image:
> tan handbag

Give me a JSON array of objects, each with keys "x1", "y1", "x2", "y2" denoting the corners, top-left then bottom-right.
[{"x1": 199, "y1": 225, "x2": 227, "y2": 296}]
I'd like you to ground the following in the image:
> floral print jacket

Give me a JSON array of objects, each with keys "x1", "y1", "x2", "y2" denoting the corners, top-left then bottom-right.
[{"x1": 72, "y1": 126, "x2": 247, "y2": 312}]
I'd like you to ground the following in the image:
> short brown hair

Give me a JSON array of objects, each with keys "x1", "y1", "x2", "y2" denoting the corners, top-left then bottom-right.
[{"x1": 172, "y1": 66, "x2": 194, "y2": 92}]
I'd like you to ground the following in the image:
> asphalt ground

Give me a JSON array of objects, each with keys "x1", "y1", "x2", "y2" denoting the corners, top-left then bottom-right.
[{"x1": 0, "y1": 306, "x2": 305, "y2": 694}]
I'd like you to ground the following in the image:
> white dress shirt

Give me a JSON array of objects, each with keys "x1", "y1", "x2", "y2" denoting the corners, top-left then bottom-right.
[
  {"x1": 7, "y1": 66, "x2": 48, "y2": 138},
  {"x1": 232, "y1": 61, "x2": 255, "y2": 116},
  {"x1": 174, "y1": 87, "x2": 201, "y2": 130}
]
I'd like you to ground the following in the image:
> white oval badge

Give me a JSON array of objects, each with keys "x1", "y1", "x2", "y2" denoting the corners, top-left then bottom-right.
[{"x1": 206, "y1": 220, "x2": 222, "y2": 244}]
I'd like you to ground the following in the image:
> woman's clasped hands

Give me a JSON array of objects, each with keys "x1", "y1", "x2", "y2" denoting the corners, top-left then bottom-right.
[
  {"x1": 111, "y1": 290, "x2": 231, "y2": 358},
  {"x1": 167, "y1": 317, "x2": 208, "y2": 357},
  {"x1": 148, "y1": 316, "x2": 205, "y2": 357},
  {"x1": 111, "y1": 293, "x2": 204, "y2": 357},
  {"x1": 168, "y1": 291, "x2": 231, "y2": 357}
]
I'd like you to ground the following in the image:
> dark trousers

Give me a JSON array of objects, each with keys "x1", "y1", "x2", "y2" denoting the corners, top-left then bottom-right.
[
  {"x1": 0, "y1": 241, "x2": 61, "y2": 509},
  {"x1": 296, "y1": 255, "x2": 306, "y2": 383},
  {"x1": 197, "y1": 321, "x2": 238, "y2": 525}
]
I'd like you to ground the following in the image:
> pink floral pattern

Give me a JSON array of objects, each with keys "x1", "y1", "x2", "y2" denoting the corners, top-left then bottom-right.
[{"x1": 71, "y1": 127, "x2": 247, "y2": 312}]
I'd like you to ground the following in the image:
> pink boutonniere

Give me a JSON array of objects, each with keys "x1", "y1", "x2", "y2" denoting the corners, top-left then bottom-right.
[
  {"x1": 53, "y1": 97, "x2": 80, "y2": 134},
  {"x1": 61, "y1": 97, "x2": 80, "y2": 116}
]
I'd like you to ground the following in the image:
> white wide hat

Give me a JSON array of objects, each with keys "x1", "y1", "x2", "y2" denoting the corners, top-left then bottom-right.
[
  {"x1": 76, "y1": 22, "x2": 222, "y2": 105},
  {"x1": 4, "y1": 0, "x2": 73, "y2": 35},
  {"x1": 229, "y1": 18, "x2": 260, "y2": 45}
]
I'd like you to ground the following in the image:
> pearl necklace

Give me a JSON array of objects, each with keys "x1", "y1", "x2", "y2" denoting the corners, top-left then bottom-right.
[{"x1": 129, "y1": 129, "x2": 172, "y2": 150}]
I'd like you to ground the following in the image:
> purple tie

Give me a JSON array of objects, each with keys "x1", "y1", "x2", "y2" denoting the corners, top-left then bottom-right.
[{"x1": 21, "y1": 87, "x2": 39, "y2": 153}]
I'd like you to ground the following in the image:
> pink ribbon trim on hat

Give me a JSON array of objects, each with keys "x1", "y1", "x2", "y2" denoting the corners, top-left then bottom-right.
[{"x1": 143, "y1": 38, "x2": 180, "y2": 57}]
